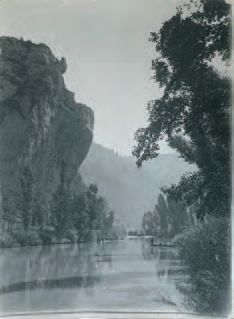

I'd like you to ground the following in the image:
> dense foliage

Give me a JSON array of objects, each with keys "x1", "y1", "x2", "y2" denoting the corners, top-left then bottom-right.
[
  {"x1": 133, "y1": 0, "x2": 231, "y2": 219},
  {"x1": 134, "y1": 0, "x2": 231, "y2": 314},
  {"x1": 176, "y1": 217, "x2": 230, "y2": 314},
  {"x1": 142, "y1": 193, "x2": 193, "y2": 238},
  {"x1": 0, "y1": 161, "x2": 115, "y2": 246}
]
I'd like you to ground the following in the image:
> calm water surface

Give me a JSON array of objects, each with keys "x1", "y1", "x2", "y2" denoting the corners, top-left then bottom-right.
[{"x1": 0, "y1": 239, "x2": 191, "y2": 314}]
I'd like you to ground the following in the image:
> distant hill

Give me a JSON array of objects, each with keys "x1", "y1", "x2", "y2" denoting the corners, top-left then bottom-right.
[{"x1": 79, "y1": 143, "x2": 195, "y2": 228}]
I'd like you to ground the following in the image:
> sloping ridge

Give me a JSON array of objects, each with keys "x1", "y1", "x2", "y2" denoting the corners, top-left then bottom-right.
[{"x1": 80, "y1": 143, "x2": 195, "y2": 228}]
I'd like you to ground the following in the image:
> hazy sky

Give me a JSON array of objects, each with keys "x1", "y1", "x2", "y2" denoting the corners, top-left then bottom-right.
[{"x1": 0, "y1": 0, "x2": 180, "y2": 155}]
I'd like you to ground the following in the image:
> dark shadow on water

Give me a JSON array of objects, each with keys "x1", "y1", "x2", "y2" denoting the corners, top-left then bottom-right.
[
  {"x1": 0, "y1": 242, "x2": 113, "y2": 299},
  {"x1": 0, "y1": 276, "x2": 101, "y2": 295}
]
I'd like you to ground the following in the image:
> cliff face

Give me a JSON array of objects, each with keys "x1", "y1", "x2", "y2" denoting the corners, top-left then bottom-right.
[{"x1": 0, "y1": 37, "x2": 94, "y2": 219}]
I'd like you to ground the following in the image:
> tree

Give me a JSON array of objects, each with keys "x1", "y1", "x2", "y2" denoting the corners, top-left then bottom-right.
[
  {"x1": 31, "y1": 195, "x2": 47, "y2": 230},
  {"x1": 69, "y1": 184, "x2": 115, "y2": 242},
  {"x1": 20, "y1": 166, "x2": 33, "y2": 231},
  {"x1": 142, "y1": 211, "x2": 157, "y2": 236},
  {"x1": 51, "y1": 161, "x2": 70, "y2": 238},
  {"x1": 86, "y1": 184, "x2": 99, "y2": 229},
  {"x1": 70, "y1": 191, "x2": 90, "y2": 241},
  {"x1": 142, "y1": 193, "x2": 191, "y2": 238},
  {"x1": 133, "y1": 0, "x2": 231, "y2": 219},
  {"x1": 1, "y1": 189, "x2": 19, "y2": 232},
  {"x1": 155, "y1": 194, "x2": 169, "y2": 238},
  {"x1": 163, "y1": 194, "x2": 190, "y2": 237}
]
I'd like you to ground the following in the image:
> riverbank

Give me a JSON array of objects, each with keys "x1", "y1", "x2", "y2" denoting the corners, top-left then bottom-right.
[
  {"x1": 0, "y1": 232, "x2": 177, "y2": 249},
  {"x1": 0, "y1": 230, "x2": 125, "y2": 249}
]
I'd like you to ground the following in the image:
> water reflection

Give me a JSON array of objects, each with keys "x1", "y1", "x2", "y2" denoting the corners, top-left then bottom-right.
[
  {"x1": 0, "y1": 242, "x2": 114, "y2": 287},
  {"x1": 0, "y1": 239, "x2": 191, "y2": 314},
  {"x1": 141, "y1": 240, "x2": 191, "y2": 309}
]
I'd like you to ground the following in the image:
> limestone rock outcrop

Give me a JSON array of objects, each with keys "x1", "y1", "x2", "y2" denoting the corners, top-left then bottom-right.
[{"x1": 0, "y1": 37, "x2": 94, "y2": 223}]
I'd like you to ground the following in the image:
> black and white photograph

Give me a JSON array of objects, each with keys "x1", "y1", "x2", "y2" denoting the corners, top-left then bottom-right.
[{"x1": 0, "y1": 0, "x2": 231, "y2": 318}]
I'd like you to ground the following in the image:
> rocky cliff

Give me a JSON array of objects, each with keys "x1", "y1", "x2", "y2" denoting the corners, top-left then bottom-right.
[{"x1": 0, "y1": 37, "x2": 94, "y2": 227}]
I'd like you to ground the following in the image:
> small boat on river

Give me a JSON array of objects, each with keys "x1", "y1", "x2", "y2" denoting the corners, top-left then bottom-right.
[{"x1": 150, "y1": 237, "x2": 176, "y2": 247}]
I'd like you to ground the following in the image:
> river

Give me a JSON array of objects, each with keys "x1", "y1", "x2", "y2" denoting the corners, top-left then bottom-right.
[{"x1": 0, "y1": 238, "x2": 191, "y2": 315}]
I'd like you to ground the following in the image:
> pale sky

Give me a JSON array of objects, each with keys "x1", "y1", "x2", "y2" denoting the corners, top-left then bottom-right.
[{"x1": 0, "y1": 0, "x2": 180, "y2": 155}]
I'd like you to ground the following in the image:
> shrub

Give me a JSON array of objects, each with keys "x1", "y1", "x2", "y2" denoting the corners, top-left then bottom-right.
[
  {"x1": 13, "y1": 231, "x2": 42, "y2": 246},
  {"x1": 39, "y1": 230, "x2": 54, "y2": 245},
  {"x1": 63, "y1": 230, "x2": 76, "y2": 243},
  {"x1": 0, "y1": 233, "x2": 15, "y2": 248},
  {"x1": 175, "y1": 217, "x2": 230, "y2": 315}
]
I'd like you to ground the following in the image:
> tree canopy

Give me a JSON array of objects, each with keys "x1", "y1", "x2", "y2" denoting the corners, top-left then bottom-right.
[{"x1": 133, "y1": 0, "x2": 231, "y2": 219}]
